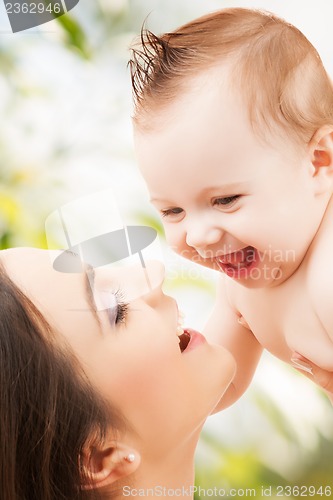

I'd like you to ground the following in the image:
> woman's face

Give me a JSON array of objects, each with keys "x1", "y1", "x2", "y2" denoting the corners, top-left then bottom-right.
[{"x1": 1, "y1": 248, "x2": 235, "y2": 453}]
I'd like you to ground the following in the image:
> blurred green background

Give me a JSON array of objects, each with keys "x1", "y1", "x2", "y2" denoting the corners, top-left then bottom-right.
[{"x1": 1, "y1": 0, "x2": 333, "y2": 497}]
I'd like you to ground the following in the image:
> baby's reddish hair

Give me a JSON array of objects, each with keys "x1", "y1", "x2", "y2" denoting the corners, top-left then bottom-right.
[{"x1": 129, "y1": 8, "x2": 333, "y2": 145}]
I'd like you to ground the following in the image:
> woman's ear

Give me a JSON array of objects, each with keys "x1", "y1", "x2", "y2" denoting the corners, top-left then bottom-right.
[
  {"x1": 309, "y1": 125, "x2": 333, "y2": 174},
  {"x1": 80, "y1": 441, "x2": 140, "y2": 491}
]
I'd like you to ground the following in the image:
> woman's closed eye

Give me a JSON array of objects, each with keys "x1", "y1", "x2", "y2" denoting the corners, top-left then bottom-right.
[
  {"x1": 85, "y1": 265, "x2": 128, "y2": 328},
  {"x1": 104, "y1": 289, "x2": 129, "y2": 327}
]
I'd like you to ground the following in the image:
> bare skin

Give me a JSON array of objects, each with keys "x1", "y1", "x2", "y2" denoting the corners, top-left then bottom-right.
[
  {"x1": 206, "y1": 194, "x2": 333, "y2": 409},
  {"x1": 1, "y1": 247, "x2": 236, "y2": 498},
  {"x1": 134, "y1": 68, "x2": 333, "y2": 409}
]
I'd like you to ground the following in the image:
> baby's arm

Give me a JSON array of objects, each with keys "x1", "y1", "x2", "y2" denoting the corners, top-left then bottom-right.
[{"x1": 204, "y1": 276, "x2": 263, "y2": 412}]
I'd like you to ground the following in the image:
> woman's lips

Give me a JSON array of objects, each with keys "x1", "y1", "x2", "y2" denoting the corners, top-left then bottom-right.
[
  {"x1": 215, "y1": 246, "x2": 259, "y2": 278},
  {"x1": 179, "y1": 328, "x2": 207, "y2": 353}
]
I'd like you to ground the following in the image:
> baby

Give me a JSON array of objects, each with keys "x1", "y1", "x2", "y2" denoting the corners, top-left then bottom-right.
[{"x1": 129, "y1": 8, "x2": 333, "y2": 408}]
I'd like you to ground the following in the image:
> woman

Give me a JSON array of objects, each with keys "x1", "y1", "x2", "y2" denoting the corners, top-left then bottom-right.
[{"x1": 0, "y1": 246, "x2": 236, "y2": 500}]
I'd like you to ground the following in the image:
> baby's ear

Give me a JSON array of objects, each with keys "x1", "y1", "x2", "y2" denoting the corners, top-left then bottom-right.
[
  {"x1": 309, "y1": 126, "x2": 333, "y2": 170},
  {"x1": 308, "y1": 126, "x2": 333, "y2": 194},
  {"x1": 80, "y1": 440, "x2": 140, "y2": 491}
]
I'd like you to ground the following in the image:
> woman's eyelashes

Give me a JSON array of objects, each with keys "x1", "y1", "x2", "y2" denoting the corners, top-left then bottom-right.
[
  {"x1": 106, "y1": 289, "x2": 129, "y2": 327},
  {"x1": 95, "y1": 288, "x2": 129, "y2": 327}
]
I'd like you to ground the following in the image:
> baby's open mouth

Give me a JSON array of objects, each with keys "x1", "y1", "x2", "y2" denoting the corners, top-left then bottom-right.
[
  {"x1": 217, "y1": 246, "x2": 256, "y2": 269},
  {"x1": 178, "y1": 329, "x2": 191, "y2": 352}
]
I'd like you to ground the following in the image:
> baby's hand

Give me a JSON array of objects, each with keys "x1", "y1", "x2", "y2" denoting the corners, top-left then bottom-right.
[{"x1": 291, "y1": 352, "x2": 333, "y2": 404}]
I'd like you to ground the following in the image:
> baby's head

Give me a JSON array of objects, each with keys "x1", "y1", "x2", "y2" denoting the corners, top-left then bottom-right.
[
  {"x1": 130, "y1": 7, "x2": 333, "y2": 144},
  {"x1": 130, "y1": 8, "x2": 333, "y2": 287}
]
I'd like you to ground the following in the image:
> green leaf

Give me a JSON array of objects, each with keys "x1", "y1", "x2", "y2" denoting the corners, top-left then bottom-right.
[{"x1": 55, "y1": 14, "x2": 90, "y2": 59}]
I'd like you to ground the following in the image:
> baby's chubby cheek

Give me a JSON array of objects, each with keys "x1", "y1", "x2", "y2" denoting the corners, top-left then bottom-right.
[
  {"x1": 162, "y1": 225, "x2": 188, "y2": 256},
  {"x1": 164, "y1": 228, "x2": 216, "y2": 268}
]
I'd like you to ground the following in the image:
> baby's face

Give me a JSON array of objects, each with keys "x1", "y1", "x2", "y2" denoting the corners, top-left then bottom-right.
[{"x1": 135, "y1": 72, "x2": 321, "y2": 288}]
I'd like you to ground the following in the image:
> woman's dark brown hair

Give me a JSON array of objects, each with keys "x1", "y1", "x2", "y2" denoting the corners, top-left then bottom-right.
[{"x1": 0, "y1": 261, "x2": 120, "y2": 500}]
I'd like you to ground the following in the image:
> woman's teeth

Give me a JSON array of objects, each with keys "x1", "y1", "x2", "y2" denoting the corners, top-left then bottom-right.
[
  {"x1": 176, "y1": 311, "x2": 191, "y2": 352},
  {"x1": 176, "y1": 310, "x2": 185, "y2": 336}
]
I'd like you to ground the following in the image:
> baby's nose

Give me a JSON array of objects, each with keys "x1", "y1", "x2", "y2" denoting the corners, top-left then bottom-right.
[{"x1": 185, "y1": 220, "x2": 223, "y2": 254}]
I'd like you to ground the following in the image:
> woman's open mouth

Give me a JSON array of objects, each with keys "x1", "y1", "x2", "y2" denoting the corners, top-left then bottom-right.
[
  {"x1": 176, "y1": 309, "x2": 206, "y2": 353},
  {"x1": 178, "y1": 328, "x2": 207, "y2": 353},
  {"x1": 178, "y1": 330, "x2": 191, "y2": 352},
  {"x1": 215, "y1": 246, "x2": 258, "y2": 278}
]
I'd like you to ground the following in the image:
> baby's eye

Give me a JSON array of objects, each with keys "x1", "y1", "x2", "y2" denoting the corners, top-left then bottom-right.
[
  {"x1": 160, "y1": 207, "x2": 184, "y2": 218},
  {"x1": 213, "y1": 195, "x2": 240, "y2": 207}
]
